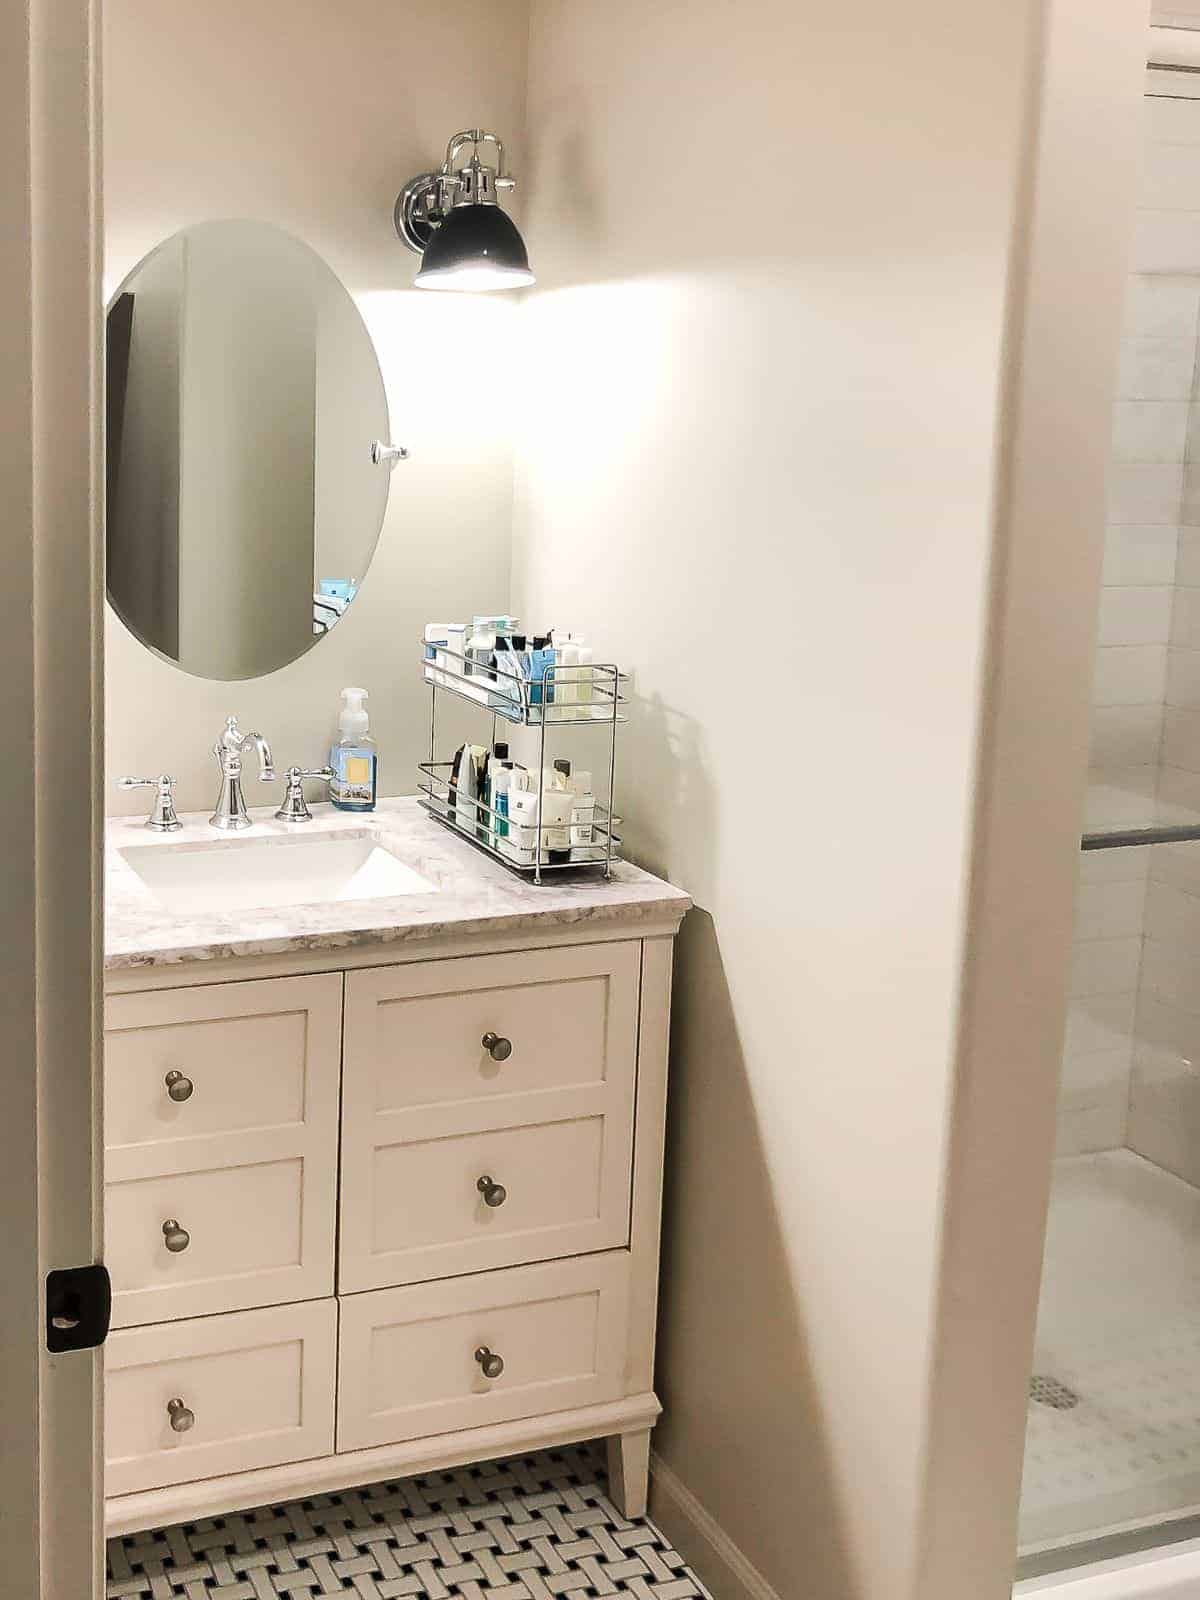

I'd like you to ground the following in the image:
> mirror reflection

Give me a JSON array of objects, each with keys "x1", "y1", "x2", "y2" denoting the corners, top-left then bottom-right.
[{"x1": 105, "y1": 220, "x2": 390, "y2": 681}]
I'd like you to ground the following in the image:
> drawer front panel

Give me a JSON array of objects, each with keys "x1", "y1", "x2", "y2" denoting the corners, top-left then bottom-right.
[
  {"x1": 106, "y1": 1156, "x2": 327, "y2": 1327},
  {"x1": 105, "y1": 974, "x2": 341, "y2": 1326},
  {"x1": 105, "y1": 973, "x2": 341, "y2": 1157},
  {"x1": 341, "y1": 944, "x2": 639, "y2": 1291},
  {"x1": 105, "y1": 1300, "x2": 336, "y2": 1497},
  {"x1": 336, "y1": 1255, "x2": 630, "y2": 1452},
  {"x1": 369, "y1": 1116, "x2": 612, "y2": 1280}
]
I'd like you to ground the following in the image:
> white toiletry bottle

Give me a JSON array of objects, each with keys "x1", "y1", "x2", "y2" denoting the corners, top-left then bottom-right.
[
  {"x1": 569, "y1": 769, "x2": 596, "y2": 856},
  {"x1": 330, "y1": 687, "x2": 378, "y2": 812}
]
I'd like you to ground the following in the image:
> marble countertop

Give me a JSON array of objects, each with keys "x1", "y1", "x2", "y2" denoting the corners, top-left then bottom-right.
[{"x1": 105, "y1": 797, "x2": 690, "y2": 971}]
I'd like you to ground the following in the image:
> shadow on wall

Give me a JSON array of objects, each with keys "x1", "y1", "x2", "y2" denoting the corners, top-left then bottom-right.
[
  {"x1": 630, "y1": 686, "x2": 855, "y2": 1594},
  {"x1": 655, "y1": 910, "x2": 856, "y2": 1598}
]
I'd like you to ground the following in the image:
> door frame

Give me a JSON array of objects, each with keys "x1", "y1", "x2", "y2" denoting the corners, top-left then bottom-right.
[{"x1": 0, "y1": 0, "x2": 105, "y2": 1595}]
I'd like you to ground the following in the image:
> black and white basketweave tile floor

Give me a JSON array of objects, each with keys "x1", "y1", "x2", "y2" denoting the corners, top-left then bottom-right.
[{"x1": 106, "y1": 1443, "x2": 712, "y2": 1600}]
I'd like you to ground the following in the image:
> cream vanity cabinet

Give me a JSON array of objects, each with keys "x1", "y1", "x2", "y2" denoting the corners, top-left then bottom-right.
[{"x1": 102, "y1": 922, "x2": 682, "y2": 1535}]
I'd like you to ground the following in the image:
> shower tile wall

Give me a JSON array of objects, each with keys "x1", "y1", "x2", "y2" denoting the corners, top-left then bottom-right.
[
  {"x1": 1061, "y1": 94, "x2": 1200, "y2": 1157},
  {"x1": 1128, "y1": 843, "x2": 1200, "y2": 1178}
]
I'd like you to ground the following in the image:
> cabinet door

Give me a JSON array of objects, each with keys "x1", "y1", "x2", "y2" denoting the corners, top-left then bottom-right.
[
  {"x1": 105, "y1": 973, "x2": 341, "y2": 1326},
  {"x1": 336, "y1": 1255, "x2": 630, "y2": 1451},
  {"x1": 106, "y1": 1299, "x2": 336, "y2": 1497},
  {"x1": 340, "y1": 943, "x2": 640, "y2": 1291}
]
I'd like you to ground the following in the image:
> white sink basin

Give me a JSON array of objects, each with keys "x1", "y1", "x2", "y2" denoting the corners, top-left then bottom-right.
[{"x1": 121, "y1": 831, "x2": 437, "y2": 914}]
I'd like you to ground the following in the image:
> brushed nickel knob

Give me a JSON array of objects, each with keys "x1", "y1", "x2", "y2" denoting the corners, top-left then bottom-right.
[
  {"x1": 481, "y1": 1031, "x2": 512, "y2": 1062},
  {"x1": 162, "y1": 1219, "x2": 190, "y2": 1253},
  {"x1": 474, "y1": 1346, "x2": 504, "y2": 1380},
  {"x1": 166, "y1": 1397, "x2": 194, "y2": 1432},
  {"x1": 477, "y1": 1175, "x2": 507, "y2": 1208},
  {"x1": 164, "y1": 1070, "x2": 193, "y2": 1103}
]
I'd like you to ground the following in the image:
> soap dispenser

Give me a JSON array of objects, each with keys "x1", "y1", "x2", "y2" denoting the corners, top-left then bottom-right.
[{"x1": 330, "y1": 686, "x2": 378, "y2": 812}]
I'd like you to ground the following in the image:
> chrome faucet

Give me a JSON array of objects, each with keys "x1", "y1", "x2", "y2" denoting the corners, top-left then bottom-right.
[{"x1": 210, "y1": 715, "x2": 275, "y2": 830}]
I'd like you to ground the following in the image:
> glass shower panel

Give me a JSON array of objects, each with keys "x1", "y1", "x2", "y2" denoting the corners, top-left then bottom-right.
[{"x1": 1018, "y1": 69, "x2": 1200, "y2": 1570}]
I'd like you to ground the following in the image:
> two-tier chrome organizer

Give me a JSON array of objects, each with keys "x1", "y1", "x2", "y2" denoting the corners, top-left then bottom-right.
[{"x1": 416, "y1": 642, "x2": 626, "y2": 883}]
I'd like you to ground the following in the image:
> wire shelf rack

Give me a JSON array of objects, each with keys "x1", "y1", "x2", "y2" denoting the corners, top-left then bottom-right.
[{"x1": 418, "y1": 640, "x2": 626, "y2": 883}]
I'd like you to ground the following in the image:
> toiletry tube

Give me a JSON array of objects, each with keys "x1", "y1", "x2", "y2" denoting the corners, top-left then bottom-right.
[
  {"x1": 439, "y1": 623, "x2": 468, "y2": 688},
  {"x1": 489, "y1": 638, "x2": 527, "y2": 715},
  {"x1": 540, "y1": 787, "x2": 572, "y2": 853},
  {"x1": 569, "y1": 770, "x2": 595, "y2": 854},
  {"x1": 491, "y1": 761, "x2": 513, "y2": 843},
  {"x1": 456, "y1": 744, "x2": 483, "y2": 835},
  {"x1": 425, "y1": 623, "x2": 453, "y2": 686},
  {"x1": 575, "y1": 645, "x2": 595, "y2": 718},
  {"x1": 507, "y1": 789, "x2": 541, "y2": 863},
  {"x1": 557, "y1": 644, "x2": 580, "y2": 719}
]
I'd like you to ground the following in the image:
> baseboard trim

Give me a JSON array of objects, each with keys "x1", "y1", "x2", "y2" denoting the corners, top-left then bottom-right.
[{"x1": 648, "y1": 1450, "x2": 782, "y2": 1600}]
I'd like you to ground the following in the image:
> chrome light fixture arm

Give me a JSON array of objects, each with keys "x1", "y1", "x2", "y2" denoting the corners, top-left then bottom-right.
[{"x1": 395, "y1": 128, "x2": 518, "y2": 255}]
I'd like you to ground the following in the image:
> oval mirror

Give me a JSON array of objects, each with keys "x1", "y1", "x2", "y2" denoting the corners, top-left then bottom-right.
[{"x1": 105, "y1": 220, "x2": 390, "y2": 681}]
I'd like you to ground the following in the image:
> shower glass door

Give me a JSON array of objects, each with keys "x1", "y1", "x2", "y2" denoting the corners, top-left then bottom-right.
[{"x1": 1018, "y1": 61, "x2": 1200, "y2": 1576}]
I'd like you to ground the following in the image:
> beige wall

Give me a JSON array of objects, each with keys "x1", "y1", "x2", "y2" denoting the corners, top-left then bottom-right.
[
  {"x1": 513, "y1": 3, "x2": 1142, "y2": 1597},
  {"x1": 103, "y1": 0, "x2": 528, "y2": 811}
]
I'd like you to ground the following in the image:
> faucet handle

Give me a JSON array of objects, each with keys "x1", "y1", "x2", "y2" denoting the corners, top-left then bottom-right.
[
  {"x1": 117, "y1": 774, "x2": 182, "y2": 833},
  {"x1": 274, "y1": 766, "x2": 332, "y2": 823}
]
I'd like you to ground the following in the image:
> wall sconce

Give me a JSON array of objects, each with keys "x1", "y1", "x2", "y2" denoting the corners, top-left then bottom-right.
[{"x1": 394, "y1": 129, "x2": 535, "y2": 292}]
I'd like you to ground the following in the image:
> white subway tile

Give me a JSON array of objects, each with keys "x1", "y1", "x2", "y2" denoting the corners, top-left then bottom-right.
[
  {"x1": 1145, "y1": 878, "x2": 1200, "y2": 945},
  {"x1": 1174, "y1": 585, "x2": 1200, "y2": 648},
  {"x1": 1147, "y1": 96, "x2": 1200, "y2": 147},
  {"x1": 1150, "y1": 839, "x2": 1200, "y2": 895},
  {"x1": 1103, "y1": 524, "x2": 1178, "y2": 587},
  {"x1": 1089, "y1": 704, "x2": 1163, "y2": 767},
  {"x1": 1075, "y1": 878, "x2": 1149, "y2": 940},
  {"x1": 1092, "y1": 643, "x2": 1168, "y2": 706},
  {"x1": 1111, "y1": 400, "x2": 1189, "y2": 463},
  {"x1": 1116, "y1": 338, "x2": 1196, "y2": 400},
  {"x1": 1066, "y1": 992, "x2": 1137, "y2": 1057},
  {"x1": 1167, "y1": 645, "x2": 1200, "y2": 707},
  {"x1": 1107, "y1": 461, "x2": 1183, "y2": 524},
  {"x1": 1080, "y1": 846, "x2": 1150, "y2": 886},
  {"x1": 1056, "y1": 1100, "x2": 1127, "y2": 1156},
  {"x1": 1142, "y1": 931, "x2": 1200, "y2": 1009},
  {"x1": 1127, "y1": 1098, "x2": 1200, "y2": 1184},
  {"x1": 1122, "y1": 273, "x2": 1200, "y2": 339},
  {"x1": 1133, "y1": 211, "x2": 1200, "y2": 274},
  {"x1": 1140, "y1": 141, "x2": 1200, "y2": 210},
  {"x1": 1158, "y1": 763, "x2": 1200, "y2": 824},
  {"x1": 1098, "y1": 585, "x2": 1174, "y2": 644},
  {"x1": 1162, "y1": 705, "x2": 1200, "y2": 772},
  {"x1": 1084, "y1": 767, "x2": 1161, "y2": 829},
  {"x1": 1176, "y1": 527, "x2": 1200, "y2": 586},
  {"x1": 1070, "y1": 936, "x2": 1143, "y2": 997}
]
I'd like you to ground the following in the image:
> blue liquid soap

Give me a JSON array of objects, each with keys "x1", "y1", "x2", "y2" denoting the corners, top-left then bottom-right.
[{"x1": 330, "y1": 686, "x2": 378, "y2": 812}]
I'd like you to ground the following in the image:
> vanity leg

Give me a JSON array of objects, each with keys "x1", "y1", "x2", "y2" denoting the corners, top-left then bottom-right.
[{"x1": 606, "y1": 1428, "x2": 651, "y2": 1519}]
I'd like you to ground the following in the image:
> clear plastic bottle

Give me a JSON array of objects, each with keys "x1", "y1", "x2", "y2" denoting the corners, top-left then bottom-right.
[{"x1": 330, "y1": 687, "x2": 378, "y2": 812}]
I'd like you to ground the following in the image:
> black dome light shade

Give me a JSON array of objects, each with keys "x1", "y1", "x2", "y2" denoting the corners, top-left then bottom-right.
[
  {"x1": 415, "y1": 203, "x2": 534, "y2": 292},
  {"x1": 396, "y1": 130, "x2": 535, "y2": 293}
]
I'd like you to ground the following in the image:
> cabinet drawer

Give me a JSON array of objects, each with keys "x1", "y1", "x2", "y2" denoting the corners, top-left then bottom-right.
[
  {"x1": 340, "y1": 945, "x2": 639, "y2": 1291},
  {"x1": 105, "y1": 973, "x2": 341, "y2": 1158},
  {"x1": 336, "y1": 1255, "x2": 630, "y2": 1452},
  {"x1": 106, "y1": 1300, "x2": 336, "y2": 1497},
  {"x1": 104, "y1": 974, "x2": 340, "y2": 1327},
  {"x1": 106, "y1": 1153, "x2": 333, "y2": 1328}
]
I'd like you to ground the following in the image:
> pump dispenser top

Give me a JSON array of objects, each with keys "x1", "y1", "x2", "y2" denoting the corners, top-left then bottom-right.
[{"x1": 339, "y1": 687, "x2": 370, "y2": 736}]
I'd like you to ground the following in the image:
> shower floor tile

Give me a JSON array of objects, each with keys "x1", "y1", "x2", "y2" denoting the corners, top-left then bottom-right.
[
  {"x1": 1021, "y1": 1149, "x2": 1200, "y2": 1552},
  {"x1": 105, "y1": 1443, "x2": 711, "y2": 1600}
]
